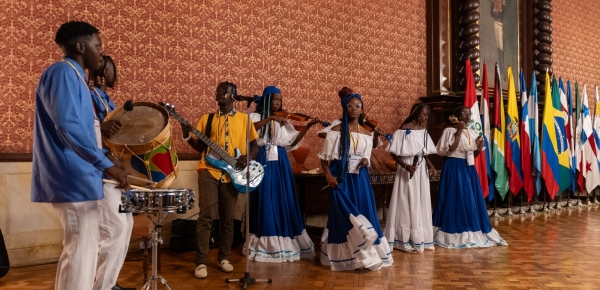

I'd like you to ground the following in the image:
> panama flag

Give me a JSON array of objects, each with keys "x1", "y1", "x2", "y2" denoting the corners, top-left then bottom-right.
[
  {"x1": 463, "y1": 59, "x2": 488, "y2": 197},
  {"x1": 529, "y1": 72, "x2": 542, "y2": 195},
  {"x1": 505, "y1": 67, "x2": 523, "y2": 196},
  {"x1": 593, "y1": 86, "x2": 600, "y2": 174},
  {"x1": 519, "y1": 70, "x2": 534, "y2": 202},
  {"x1": 492, "y1": 64, "x2": 509, "y2": 199},
  {"x1": 580, "y1": 85, "x2": 600, "y2": 192},
  {"x1": 559, "y1": 78, "x2": 574, "y2": 193},
  {"x1": 541, "y1": 73, "x2": 571, "y2": 199},
  {"x1": 575, "y1": 82, "x2": 584, "y2": 192},
  {"x1": 481, "y1": 62, "x2": 495, "y2": 201}
]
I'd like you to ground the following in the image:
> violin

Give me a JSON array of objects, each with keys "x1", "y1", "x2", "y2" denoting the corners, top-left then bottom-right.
[
  {"x1": 272, "y1": 110, "x2": 331, "y2": 127},
  {"x1": 361, "y1": 116, "x2": 393, "y2": 141}
]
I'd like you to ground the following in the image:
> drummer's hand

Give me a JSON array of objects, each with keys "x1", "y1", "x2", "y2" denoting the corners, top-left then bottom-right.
[
  {"x1": 106, "y1": 153, "x2": 125, "y2": 170},
  {"x1": 235, "y1": 155, "x2": 249, "y2": 169},
  {"x1": 105, "y1": 166, "x2": 129, "y2": 189},
  {"x1": 357, "y1": 157, "x2": 369, "y2": 169},
  {"x1": 101, "y1": 120, "x2": 121, "y2": 138},
  {"x1": 181, "y1": 123, "x2": 194, "y2": 139}
]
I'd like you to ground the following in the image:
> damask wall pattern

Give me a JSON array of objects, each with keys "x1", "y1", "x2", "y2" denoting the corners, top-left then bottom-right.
[
  {"x1": 553, "y1": 0, "x2": 600, "y2": 98},
  {"x1": 0, "y1": 0, "x2": 426, "y2": 170}
]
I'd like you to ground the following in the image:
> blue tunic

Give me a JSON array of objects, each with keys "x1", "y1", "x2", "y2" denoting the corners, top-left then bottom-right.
[{"x1": 31, "y1": 58, "x2": 113, "y2": 203}]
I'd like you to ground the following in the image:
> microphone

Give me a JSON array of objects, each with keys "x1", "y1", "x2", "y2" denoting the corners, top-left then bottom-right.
[
  {"x1": 233, "y1": 95, "x2": 256, "y2": 102},
  {"x1": 409, "y1": 155, "x2": 419, "y2": 179}
]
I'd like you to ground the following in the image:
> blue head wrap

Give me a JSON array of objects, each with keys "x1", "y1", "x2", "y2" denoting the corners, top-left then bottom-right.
[{"x1": 255, "y1": 85, "x2": 282, "y2": 139}]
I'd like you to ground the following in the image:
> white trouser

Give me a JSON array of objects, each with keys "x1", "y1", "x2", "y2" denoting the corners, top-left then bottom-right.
[
  {"x1": 93, "y1": 183, "x2": 134, "y2": 290},
  {"x1": 53, "y1": 200, "x2": 100, "y2": 290},
  {"x1": 494, "y1": 21, "x2": 504, "y2": 51}
]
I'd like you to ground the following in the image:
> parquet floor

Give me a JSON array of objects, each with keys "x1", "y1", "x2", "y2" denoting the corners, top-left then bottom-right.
[{"x1": 1, "y1": 205, "x2": 600, "y2": 290}]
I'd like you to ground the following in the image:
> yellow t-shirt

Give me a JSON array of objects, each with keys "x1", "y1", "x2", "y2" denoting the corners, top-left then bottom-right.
[{"x1": 195, "y1": 109, "x2": 259, "y2": 182}]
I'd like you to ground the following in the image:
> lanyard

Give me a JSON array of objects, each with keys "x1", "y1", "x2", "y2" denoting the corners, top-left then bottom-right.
[
  {"x1": 91, "y1": 87, "x2": 110, "y2": 121},
  {"x1": 350, "y1": 124, "x2": 359, "y2": 153},
  {"x1": 62, "y1": 60, "x2": 97, "y2": 118},
  {"x1": 463, "y1": 129, "x2": 471, "y2": 146}
]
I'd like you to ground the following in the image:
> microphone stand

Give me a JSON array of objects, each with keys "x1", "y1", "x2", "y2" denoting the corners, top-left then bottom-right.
[{"x1": 225, "y1": 98, "x2": 272, "y2": 289}]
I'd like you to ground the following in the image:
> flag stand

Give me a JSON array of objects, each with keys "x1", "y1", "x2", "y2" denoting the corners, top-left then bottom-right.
[
  {"x1": 525, "y1": 197, "x2": 537, "y2": 214},
  {"x1": 538, "y1": 192, "x2": 551, "y2": 212},
  {"x1": 503, "y1": 194, "x2": 514, "y2": 216},
  {"x1": 564, "y1": 190, "x2": 573, "y2": 208},
  {"x1": 516, "y1": 190, "x2": 526, "y2": 215},
  {"x1": 553, "y1": 195, "x2": 563, "y2": 210},
  {"x1": 593, "y1": 188, "x2": 599, "y2": 205},
  {"x1": 489, "y1": 195, "x2": 502, "y2": 218},
  {"x1": 574, "y1": 189, "x2": 584, "y2": 207},
  {"x1": 585, "y1": 189, "x2": 592, "y2": 206}
]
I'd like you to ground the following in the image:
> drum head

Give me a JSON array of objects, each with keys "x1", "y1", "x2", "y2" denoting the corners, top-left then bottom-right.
[{"x1": 108, "y1": 103, "x2": 168, "y2": 145}]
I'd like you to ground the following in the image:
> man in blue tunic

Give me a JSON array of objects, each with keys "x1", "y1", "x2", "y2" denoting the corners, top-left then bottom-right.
[{"x1": 30, "y1": 21, "x2": 129, "y2": 290}]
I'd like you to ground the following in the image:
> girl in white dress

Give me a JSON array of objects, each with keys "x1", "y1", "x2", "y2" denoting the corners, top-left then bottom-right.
[
  {"x1": 318, "y1": 93, "x2": 393, "y2": 271},
  {"x1": 384, "y1": 103, "x2": 437, "y2": 253}
]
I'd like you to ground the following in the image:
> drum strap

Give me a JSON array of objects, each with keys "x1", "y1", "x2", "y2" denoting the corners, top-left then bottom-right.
[{"x1": 203, "y1": 113, "x2": 215, "y2": 155}]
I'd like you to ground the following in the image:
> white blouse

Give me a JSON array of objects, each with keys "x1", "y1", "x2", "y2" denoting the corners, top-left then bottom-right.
[
  {"x1": 436, "y1": 127, "x2": 479, "y2": 159},
  {"x1": 387, "y1": 129, "x2": 437, "y2": 157},
  {"x1": 250, "y1": 113, "x2": 301, "y2": 152},
  {"x1": 318, "y1": 130, "x2": 374, "y2": 166}
]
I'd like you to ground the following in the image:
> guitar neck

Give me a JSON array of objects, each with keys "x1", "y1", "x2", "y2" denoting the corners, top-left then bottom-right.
[{"x1": 170, "y1": 113, "x2": 238, "y2": 167}]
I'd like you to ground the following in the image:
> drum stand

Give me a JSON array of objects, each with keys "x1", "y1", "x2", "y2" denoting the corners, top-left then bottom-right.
[
  {"x1": 142, "y1": 210, "x2": 172, "y2": 290},
  {"x1": 224, "y1": 97, "x2": 272, "y2": 289}
]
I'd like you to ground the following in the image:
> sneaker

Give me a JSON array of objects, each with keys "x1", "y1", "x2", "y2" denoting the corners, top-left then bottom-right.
[
  {"x1": 220, "y1": 260, "x2": 233, "y2": 272},
  {"x1": 194, "y1": 264, "x2": 207, "y2": 279}
]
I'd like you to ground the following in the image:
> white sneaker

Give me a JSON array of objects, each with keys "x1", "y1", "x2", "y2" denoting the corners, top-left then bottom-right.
[
  {"x1": 194, "y1": 264, "x2": 207, "y2": 279},
  {"x1": 220, "y1": 260, "x2": 233, "y2": 272}
]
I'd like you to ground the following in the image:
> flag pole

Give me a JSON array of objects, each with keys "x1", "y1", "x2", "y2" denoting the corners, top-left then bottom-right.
[
  {"x1": 585, "y1": 188, "x2": 592, "y2": 206},
  {"x1": 593, "y1": 188, "x2": 599, "y2": 205},
  {"x1": 490, "y1": 191, "x2": 502, "y2": 218},
  {"x1": 503, "y1": 193, "x2": 514, "y2": 216},
  {"x1": 516, "y1": 189, "x2": 526, "y2": 214},
  {"x1": 565, "y1": 189, "x2": 573, "y2": 207},
  {"x1": 553, "y1": 192, "x2": 563, "y2": 210},
  {"x1": 574, "y1": 190, "x2": 583, "y2": 207},
  {"x1": 539, "y1": 189, "x2": 551, "y2": 212}
]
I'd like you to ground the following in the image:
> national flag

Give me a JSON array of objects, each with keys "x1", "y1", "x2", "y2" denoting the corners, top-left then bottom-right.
[
  {"x1": 575, "y1": 82, "x2": 584, "y2": 192},
  {"x1": 559, "y1": 78, "x2": 574, "y2": 194},
  {"x1": 566, "y1": 80, "x2": 577, "y2": 192},
  {"x1": 519, "y1": 70, "x2": 534, "y2": 202},
  {"x1": 529, "y1": 72, "x2": 542, "y2": 195},
  {"x1": 541, "y1": 73, "x2": 571, "y2": 199},
  {"x1": 463, "y1": 59, "x2": 489, "y2": 197},
  {"x1": 481, "y1": 62, "x2": 495, "y2": 201},
  {"x1": 505, "y1": 67, "x2": 523, "y2": 196},
  {"x1": 580, "y1": 85, "x2": 600, "y2": 192},
  {"x1": 593, "y1": 86, "x2": 600, "y2": 174},
  {"x1": 492, "y1": 64, "x2": 509, "y2": 199}
]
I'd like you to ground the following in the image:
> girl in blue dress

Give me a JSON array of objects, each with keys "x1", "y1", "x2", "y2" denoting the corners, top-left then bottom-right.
[
  {"x1": 433, "y1": 106, "x2": 508, "y2": 248},
  {"x1": 318, "y1": 92, "x2": 393, "y2": 271},
  {"x1": 246, "y1": 85, "x2": 317, "y2": 262}
]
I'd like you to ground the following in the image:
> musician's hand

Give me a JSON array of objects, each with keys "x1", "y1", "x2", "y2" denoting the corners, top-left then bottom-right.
[
  {"x1": 235, "y1": 155, "x2": 249, "y2": 169},
  {"x1": 308, "y1": 117, "x2": 320, "y2": 127},
  {"x1": 428, "y1": 167, "x2": 437, "y2": 178},
  {"x1": 404, "y1": 164, "x2": 417, "y2": 174},
  {"x1": 106, "y1": 153, "x2": 124, "y2": 170},
  {"x1": 105, "y1": 166, "x2": 129, "y2": 189},
  {"x1": 476, "y1": 136, "x2": 484, "y2": 150},
  {"x1": 101, "y1": 120, "x2": 121, "y2": 138},
  {"x1": 325, "y1": 174, "x2": 339, "y2": 188},
  {"x1": 270, "y1": 115, "x2": 289, "y2": 125},
  {"x1": 357, "y1": 158, "x2": 369, "y2": 169},
  {"x1": 181, "y1": 123, "x2": 193, "y2": 139},
  {"x1": 456, "y1": 121, "x2": 466, "y2": 131}
]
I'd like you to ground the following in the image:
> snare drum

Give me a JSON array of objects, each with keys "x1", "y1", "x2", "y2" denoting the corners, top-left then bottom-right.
[
  {"x1": 105, "y1": 102, "x2": 179, "y2": 188},
  {"x1": 122, "y1": 188, "x2": 195, "y2": 214}
]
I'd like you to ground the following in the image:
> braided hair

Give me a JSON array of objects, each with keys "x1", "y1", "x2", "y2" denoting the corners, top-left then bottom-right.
[
  {"x1": 401, "y1": 103, "x2": 431, "y2": 127},
  {"x1": 339, "y1": 93, "x2": 364, "y2": 176},
  {"x1": 88, "y1": 55, "x2": 117, "y2": 88},
  {"x1": 255, "y1": 86, "x2": 282, "y2": 140}
]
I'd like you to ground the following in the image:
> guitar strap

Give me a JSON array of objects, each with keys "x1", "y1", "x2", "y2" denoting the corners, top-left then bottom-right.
[{"x1": 203, "y1": 113, "x2": 215, "y2": 155}]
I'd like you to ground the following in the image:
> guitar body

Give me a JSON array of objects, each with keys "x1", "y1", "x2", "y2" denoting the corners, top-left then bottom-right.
[
  {"x1": 158, "y1": 102, "x2": 265, "y2": 193},
  {"x1": 205, "y1": 153, "x2": 264, "y2": 193}
]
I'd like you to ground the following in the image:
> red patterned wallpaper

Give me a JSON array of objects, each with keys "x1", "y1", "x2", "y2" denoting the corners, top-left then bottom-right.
[
  {"x1": 0, "y1": 0, "x2": 427, "y2": 170},
  {"x1": 553, "y1": 0, "x2": 600, "y2": 100}
]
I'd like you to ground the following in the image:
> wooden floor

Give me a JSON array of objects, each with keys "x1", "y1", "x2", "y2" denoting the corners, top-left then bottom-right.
[{"x1": 2, "y1": 204, "x2": 600, "y2": 290}]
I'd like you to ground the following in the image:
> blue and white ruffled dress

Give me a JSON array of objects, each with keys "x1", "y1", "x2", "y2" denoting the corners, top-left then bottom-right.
[{"x1": 318, "y1": 131, "x2": 393, "y2": 271}]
